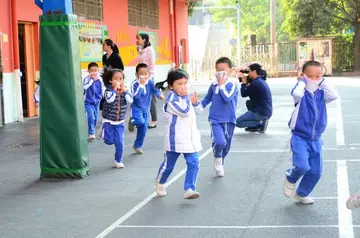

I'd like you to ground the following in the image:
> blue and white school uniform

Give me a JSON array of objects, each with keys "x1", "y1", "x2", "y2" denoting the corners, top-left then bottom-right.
[
  {"x1": 156, "y1": 90, "x2": 202, "y2": 191},
  {"x1": 194, "y1": 77, "x2": 238, "y2": 162},
  {"x1": 102, "y1": 87, "x2": 133, "y2": 164},
  {"x1": 34, "y1": 85, "x2": 40, "y2": 105},
  {"x1": 83, "y1": 75, "x2": 105, "y2": 135},
  {"x1": 130, "y1": 79, "x2": 162, "y2": 149},
  {"x1": 286, "y1": 78, "x2": 338, "y2": 197}
]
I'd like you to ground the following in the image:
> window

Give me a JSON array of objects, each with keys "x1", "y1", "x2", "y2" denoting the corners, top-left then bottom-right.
[
  {"x1": 128, "y1": 0, "x2": 159, "y2": 30},
  {"x1": 72, "y1": 0, "x2": 103, "y2": 22}
]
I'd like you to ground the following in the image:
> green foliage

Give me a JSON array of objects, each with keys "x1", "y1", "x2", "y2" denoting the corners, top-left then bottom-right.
[
  {"x1": 211, "y1": 0, "x2": 288, "y2": 43},
  {"x1": 188, "y1": 2, "x2": 201, "y2": 17}
]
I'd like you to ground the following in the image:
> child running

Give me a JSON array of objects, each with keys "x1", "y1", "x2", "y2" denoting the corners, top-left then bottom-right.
[
  {"x1": 283, "y1": 61, "x2": 339, "y2": 204},
  {"x1": 191, "y1": 57, "x2": 239, "y2": 177},
  {"x1": 155, "y1": 69, "x2": 202, "y2": 199},
  {"x1": 128, "y1": 63, "x2": 164, "y2": 154},
  {"x1": 101, "y1": 67, "x2": 133, "y2": 168},
  {"x1": 83, "y1": 62, "x2": 105, "y2": 140}
]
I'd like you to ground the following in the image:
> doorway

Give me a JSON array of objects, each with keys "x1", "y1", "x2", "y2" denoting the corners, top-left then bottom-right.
[{"x1": 18, "y1": 23, "x2": 36, "y2": 117}]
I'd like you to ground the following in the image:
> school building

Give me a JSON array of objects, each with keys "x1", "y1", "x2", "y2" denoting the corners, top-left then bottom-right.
[{"x1": 0, "y1": 0, "x2": 191, "y2": 125}]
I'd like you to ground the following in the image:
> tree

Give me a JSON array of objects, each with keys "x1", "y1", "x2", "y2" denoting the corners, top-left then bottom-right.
[
  {"x1": 211, "y1": 0, "x2": 288, "y2": 43},
  {"x1": 188, "y1": 1, "x2": 201, "y2": 17},
  {"x1": 280, "y1": 0, "x2": 360, "y2": 71}
]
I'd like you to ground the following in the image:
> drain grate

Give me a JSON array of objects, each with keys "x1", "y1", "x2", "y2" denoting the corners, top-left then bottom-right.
[{"x1": 7, "y1": 143, "x2": 40, "y2": 149}]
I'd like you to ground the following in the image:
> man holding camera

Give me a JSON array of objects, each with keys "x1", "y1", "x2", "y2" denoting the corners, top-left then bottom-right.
[{"x1": 236, "y1": 63, "x2": 272, "y2": 133}]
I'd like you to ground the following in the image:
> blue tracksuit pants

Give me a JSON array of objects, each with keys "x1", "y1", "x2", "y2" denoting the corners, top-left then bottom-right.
[
  {"x1": 85, "y1": 102, "x2": 100, "y2": 135},
  {"x1": 156, "y1": 151, "x2": 199, "y2": 191},
  {"x1": 131, "y1": 108, "x2": 149, "y2": 149},
  {"x1": 102, "y1": 122, "x2": 125, "y2": 163},
  {"x1": 286, "y1": 133, "x2": 323, "y2": 197},
  {"x1": 211, "y1": 122, "x2": 235, "y2": 163}
]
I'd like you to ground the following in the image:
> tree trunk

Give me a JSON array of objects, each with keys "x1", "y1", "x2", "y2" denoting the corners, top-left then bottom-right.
[{"x1": 354, "y1": 22, "x2": 360, "y2": 71}]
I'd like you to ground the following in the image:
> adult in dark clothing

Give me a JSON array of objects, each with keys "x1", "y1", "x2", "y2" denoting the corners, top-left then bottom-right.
[
  {"x1": 102, "y1": 39, "x2": 124, "y2": 70},
  {"x1": 236, "y1": 63, "x2": 273, "y2": 133},
  {"x1": 100, "y1": 39, "x2": 124, "y2": 110}
]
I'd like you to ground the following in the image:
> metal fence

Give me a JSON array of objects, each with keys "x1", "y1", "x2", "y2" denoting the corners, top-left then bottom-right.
[
  {"x1": 332, "y1": 41, "x2": 354, "y2": 72},
  {"x1": 189, "y1": 40, "x2": 356, "y2": 80}
]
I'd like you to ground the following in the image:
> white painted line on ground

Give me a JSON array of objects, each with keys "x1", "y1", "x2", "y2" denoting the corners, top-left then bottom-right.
[
  {"x1": 312, "y1": 197, "x2": 338, "y2": 200},
  {"x1": 337, "y1": 160, "x2": 354, "y2": 238},
  {"x1": 95, "y1": 147, "x2": 213, "y2": 238},
  {"x1": 230, "y1": 147, "x2": 360, "y2": 153},
  {"x1": 336, "y1": 97, "x2": 345, "y2": 146},
  {"x1": 117, "y1": 225, "x2": 360, "y2": 229},
  {"x1": 325, "y1": 159, "x2": 360, "y2": 163}
]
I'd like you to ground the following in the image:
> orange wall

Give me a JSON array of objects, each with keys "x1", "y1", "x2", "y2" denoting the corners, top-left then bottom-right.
[
  {"x1": 0, "y1": 0, "x2": 188, "y2": 72},
  {"x1": 0, "y1": 0, "x2": 13, "y2": 73},
  {"x1": 174, "y1": 0, "x2": 189, "y2": 63},
  {"x1": 16, "y1": 0, "x2": 41, "y2": 71},
  {"x1": 104, "y1": 0, "x2": 174, "y2": 66}
]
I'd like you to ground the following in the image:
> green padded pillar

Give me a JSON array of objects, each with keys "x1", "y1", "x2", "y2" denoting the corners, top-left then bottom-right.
[{"x1": 40, "y1": 14, "x2": 89, "y2": 179}]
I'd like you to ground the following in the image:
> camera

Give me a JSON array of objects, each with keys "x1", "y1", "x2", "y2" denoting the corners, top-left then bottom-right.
[{"x1": 238, "y1": 69, "x2": 252, "y2": 83}]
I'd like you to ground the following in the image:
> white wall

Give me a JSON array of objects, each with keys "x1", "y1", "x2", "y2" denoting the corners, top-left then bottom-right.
[{"x1": 2, "y1": 72, "x2": 18, "y2": 124}]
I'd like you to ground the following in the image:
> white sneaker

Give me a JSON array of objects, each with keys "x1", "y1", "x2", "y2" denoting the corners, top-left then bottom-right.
[
  {"x1": 88, "y1": 134, "x2": 96, "y2": 140},
  {"x1": 283, "y1": 178, "x2": 296, "y2": 198},
  {"x1": 294, "y1": 194, "x2": 314, "y2": 205},
  {"x1": 113, "y1": 162, "x2": 125, "y2": 169},
  {"x1": 184, "y1": 188, "x2": 200, "y2": 199},
  {"x1": 133, "y1": 147, "x2": 143, "y2": 154},
  {"x1": 155, "y1": 183, "x2": 167, "y2": 197},
  {"x1": 213, "y1": 157, "x2": 223, "y2": 171},
  {"x1": 216, "y1": 170, "x2": 224, "y2": 177},
  {"x1": 346, "y1": 194, "x2": 360, "y2": 210}
]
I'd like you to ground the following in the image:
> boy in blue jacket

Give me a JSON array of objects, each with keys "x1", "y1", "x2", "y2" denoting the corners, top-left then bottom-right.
[
  {"x1": 129, "y1": 63, "x2": 164, "y2": 154},
  {"x1": 83, "y1": 62, "x2": 105, "y2": 140},
  {"x1": 283, "y1": 61, "x2": 339, "y2": 204},
  {"x1": 191, "y1": 57, "x2": 239, "y2": 177}
]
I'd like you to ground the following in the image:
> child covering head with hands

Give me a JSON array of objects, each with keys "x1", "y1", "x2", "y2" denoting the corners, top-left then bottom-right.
[{"x1": 284, "y1": 61, "x2": 338, "y2": 204}]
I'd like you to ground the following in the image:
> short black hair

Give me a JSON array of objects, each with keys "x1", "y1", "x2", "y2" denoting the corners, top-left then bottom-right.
[
  {"x1": 215, "y1": 57, "x2": 232, "y2": 68},
  {"x1": 302, "y1": 60, "x2": 321, "y2": 73},
  {"x1": 88, "y1": 62, "x2": 98, "y2": 70},
  {"x1": 136, "y1": 63, "x2": 149, "y2": 73},
  {"x1": 101, "y1": 66, "x2": 124, "y2": 87}
]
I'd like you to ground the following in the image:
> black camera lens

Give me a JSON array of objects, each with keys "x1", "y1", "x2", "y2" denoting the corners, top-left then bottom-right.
[{"x1": 240, "y1": 69, "x2": 250, "y2": 74}]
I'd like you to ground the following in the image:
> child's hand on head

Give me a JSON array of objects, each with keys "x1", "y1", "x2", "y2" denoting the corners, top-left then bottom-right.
[{"x1": 297, "y1": 73, "x2": 304, "y2": 81}]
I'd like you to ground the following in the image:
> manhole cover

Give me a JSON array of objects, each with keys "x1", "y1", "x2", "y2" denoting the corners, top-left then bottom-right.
[{"x1": 7, "y1": 143, "x2": 39, "y2": 149}]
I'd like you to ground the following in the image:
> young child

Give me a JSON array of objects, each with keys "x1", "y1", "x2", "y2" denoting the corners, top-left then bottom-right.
[
  {"x1": 155, "y1": 69, "x2": 202, "y2": 199},
  {"x1": 34, "y1": 80, "x2": 40, "y2": 108},
  {"x1": 101, "y1": 67, "x2": 133, "y2": 168},
  {"x1": 283, "y1": 61, "x2": 339, "y2": 204},
  {"x1": 191, "y1": 57, "x2": 239, "y2": 177},
  {"x1": 83, "y1": 62, "x2": 105, "y2": 140},
  {"x1": 128, "y1": 63, "x2": 164, "y2": 154}
]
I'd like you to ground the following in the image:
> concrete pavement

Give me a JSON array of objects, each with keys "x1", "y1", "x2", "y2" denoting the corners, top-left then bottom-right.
[{"x1": 1, "y1": 77, "x2": 360, "y2": 238}]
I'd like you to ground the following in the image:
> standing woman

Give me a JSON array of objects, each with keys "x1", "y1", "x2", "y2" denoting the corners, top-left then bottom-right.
[
  {"x1": 100, "y1": 39, "x2": 124, "y2": 111},
  {"x1": 102, "y1": 39, "x2": 124, "y2": 70},
  {"x1": 136, "y1": 33, "x2": 158, "y2": 129}
]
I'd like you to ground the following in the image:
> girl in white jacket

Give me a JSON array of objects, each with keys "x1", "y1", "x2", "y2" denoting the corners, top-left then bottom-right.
[{"x1": 155, "y1": 69, "x2": 202, "y2": 199}]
